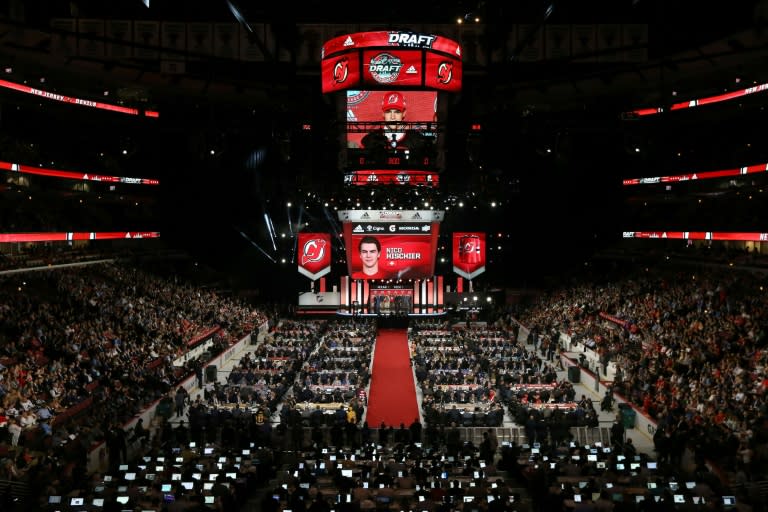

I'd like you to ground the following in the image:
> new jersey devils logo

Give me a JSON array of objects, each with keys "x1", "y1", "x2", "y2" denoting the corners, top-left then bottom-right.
[
  {"x1": 333, "y1": 58, "x2": 349, "y2": 84},
  {"x1": 459, "y1": 235, "x2": 481, "y2": 264},
  {"x1": 301, "y1": 238, "x2": 327, "y2": 265},
  {"x1": 437, "y1": 61, "x2": 453, "y2": 84}
]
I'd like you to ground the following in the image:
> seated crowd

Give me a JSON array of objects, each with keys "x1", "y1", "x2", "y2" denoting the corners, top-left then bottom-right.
[
  {"x1": 514, "y1": 259, "x2": 768, "y2": 491},
  {"x1": 0, "y1": 260, "x2": 269, "y2": 508},
  {"x1": 0, "y1": 251, "x2": 766, "y2": 511}
]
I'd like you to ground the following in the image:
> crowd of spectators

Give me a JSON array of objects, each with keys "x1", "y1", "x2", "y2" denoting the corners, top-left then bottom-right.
[
  {"x1": 514, "y1": 258, "x2": 768, "y2": 489},
  {"x1": 0, "y1": 259, "x2": 269, "y2": 508},
  {"x1": 2, "y1": 248, "x2": 768, "y2": 511}
]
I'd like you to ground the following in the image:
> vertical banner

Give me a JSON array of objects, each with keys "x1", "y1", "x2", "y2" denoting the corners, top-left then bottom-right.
[
  {"x1": 240, "y1": 23, "x2": 267, "y2": 62},
  {"x1": 458, "y1": 25, "x2": 485, "y2": 66},
  {"x1": 265, "y1": 24, "x2": 292, "y2": 63},
  {"x1": 50, "y1": 19, "x2": 77, "y2": 57},
  {"x1": 77, "y1": 19, "x2": 105, "y2": 59},
  {"x1": 134, "y1": 20, "x2": 160, "y2": 59},
  {"x1": 297, "y1": 25, "x2": 323, "y2": 67},
  {"x1": 214, "y1": 23, "x2": 239, "y2": 60},
  {"x1": 188, "y1": 22, "x2": 213, "y2": 58},
  {"x1": 516, "y1": 24, "x2": 544, "y2": 62},
  {"x1": 545, "y1": 25, "x2": 571, "y2": 61},
  {"x1": 623, "y1": 24, "x2": 648, "y2": 63},
  {"x1": 571, "y1": 24, "x2": 597, "y2": 62},
  {"x1": 452, "y1": 232, "x2": 486, "y2": 280},
  {"x1": 490, "y1": 25, "x2": 517, "y2": 64},
  {"x1": 597, "y1": 24, "x2": 621, "y2": 63},
  {"x1": 297, "y1": 233, "x2": 332, "y2": 280},
  {"x1": 161, "y1": 21, "x2": 187, "y2": 59},
  {"x1": 105, "y1": 20, "x2": 133, "y2": 59}
]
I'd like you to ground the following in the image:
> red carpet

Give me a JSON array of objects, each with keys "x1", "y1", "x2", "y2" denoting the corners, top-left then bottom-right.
[{"x1": 365, "y1": 328, "x2": 419, "y2": 428}]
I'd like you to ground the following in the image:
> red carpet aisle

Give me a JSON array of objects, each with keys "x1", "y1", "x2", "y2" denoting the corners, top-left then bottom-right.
[{"x1": 364, "y1": 328, "x2": 419, "y2": 428}]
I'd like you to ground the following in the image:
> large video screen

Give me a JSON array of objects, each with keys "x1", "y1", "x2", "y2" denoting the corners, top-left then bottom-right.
[
  {"x1": 321, "y1": 31, "x2": 463, "y2": 93},
  {"x1": 340, "y1": 210, "x2": 442, "y2": 280},
  {"x1": 346, "y1": 90, "x2": 437, "y2": 151}
]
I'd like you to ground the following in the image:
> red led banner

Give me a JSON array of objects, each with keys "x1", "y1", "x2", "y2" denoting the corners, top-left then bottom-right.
[
  {"x1": 321, "y1": 31, "x2": 462, "y2": 93},
  {"x1": 0, "y1": 231, "x2": 160, "y2": 243},
  {"x1": 625, "y1": 82, "x2": 768, "y2": 117},
  {"x1": 343, "y1": 170, "x2": 439, "y2": 187},
  {"x1": 323, "y1": 31, "x2": 461, "y2": 59},
  {"x1": 297, "y1": 232, "x2": 332, "y2": 280},
  {"x1": 622, "y1": 231, "x2": 768, "y2": 241},
  {"x1": 622, "y1": 162, "x2": 768, "y2": 186},
  {"x1": 0, "y1": 78, "x2": 159, "y2": 117},
  {"x1": 0, "y1": 160, "x2": 159, "y2": 185},
  {"x1": 452, "y1": 232, "x2": 486, "y2": 280}
]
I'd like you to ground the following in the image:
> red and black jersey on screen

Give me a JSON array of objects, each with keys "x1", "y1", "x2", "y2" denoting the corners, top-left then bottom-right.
[{"x1": 360, "y1": 129, "x2": 433, "y2": 165}]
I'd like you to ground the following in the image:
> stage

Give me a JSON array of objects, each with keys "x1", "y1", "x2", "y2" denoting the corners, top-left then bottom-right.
[
  {"x1": 294, "y1": 306, "x2": 447, "y2": 319},
  {"x1": 335, "y1": 308, "x2": 447, "y2": 318}
]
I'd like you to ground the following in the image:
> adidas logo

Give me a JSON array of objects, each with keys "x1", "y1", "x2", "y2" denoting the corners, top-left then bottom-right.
[
  {"x1": 361, "y1": 212, "x2": 371, "y2": 219},
  {"x1": 353, "y1": 225, "x2": 364, "y2": 233},
  {"x1": 343, "y1": 36, "x2": 354, "y2": 47},
  {"x1": 406, "y1": 65, "x2": 417, "y2": 74},
  {"x1": 412, "y1": 212, "x2": 422, "y2": 219}
]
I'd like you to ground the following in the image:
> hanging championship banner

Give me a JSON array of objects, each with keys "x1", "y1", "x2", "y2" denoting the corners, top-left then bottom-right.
[{"x1": 298, "y1": 233, "x2": 332, "y2": 280}]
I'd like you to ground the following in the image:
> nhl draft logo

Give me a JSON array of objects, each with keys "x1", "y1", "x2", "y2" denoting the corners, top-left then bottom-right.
[
  {"x1": 437, "y1": 61, "x2": 453, "y2": 85},
  {"x1": 368, "y1": 53, "x2": 402, "y2": 84},
  {"x1": 301, "y1": 238, "x2": 327, "y2": 265},
  {"x1": 333, "y1": 58, "x2": 349, "y2": 84}
]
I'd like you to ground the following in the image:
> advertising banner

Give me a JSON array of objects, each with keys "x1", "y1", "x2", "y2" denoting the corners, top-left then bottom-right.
[{"x1": 339, "y1": 210, "x2": 442, "y2": 280}]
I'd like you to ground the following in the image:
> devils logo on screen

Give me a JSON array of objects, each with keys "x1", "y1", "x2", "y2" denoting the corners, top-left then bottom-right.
[
  {"x1": 333, "y1": 58, "x2": 349, "y2": 84},
  {"x1": 437, "y1": 61, "x2": 453, "y2": 85}
]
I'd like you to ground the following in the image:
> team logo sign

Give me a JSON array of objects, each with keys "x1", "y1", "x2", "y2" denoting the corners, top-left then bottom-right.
[
  {"x1": 301, "y1": 238, "x2": 327, "y2": 265},
  {"x1": 333, "y1": 58, "x2": 349, "y2": 84},
  {"x1": 437, "y1": 61, "x2": 453, "y2": 84},
  {"x1": 298, "y1": 233, "x2": 331, "y2": 280},
  {"x1": 368, "y1": 53, "x2": 402, "y2": 83},
  {"x1": 460, "y1": 235, "x2": 481, "y2": 265},
  {"x1": 452, "y1": 232, "x2": 486, "y2": 280}
]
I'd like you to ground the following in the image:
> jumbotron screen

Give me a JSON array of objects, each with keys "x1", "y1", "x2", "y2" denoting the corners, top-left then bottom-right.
[
  {"x1": 346, "y1": 90, "x2": 437, "y2": 150},
  {"x1": 339, "y1": 210, "x2": 443, "y2": 280}
]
